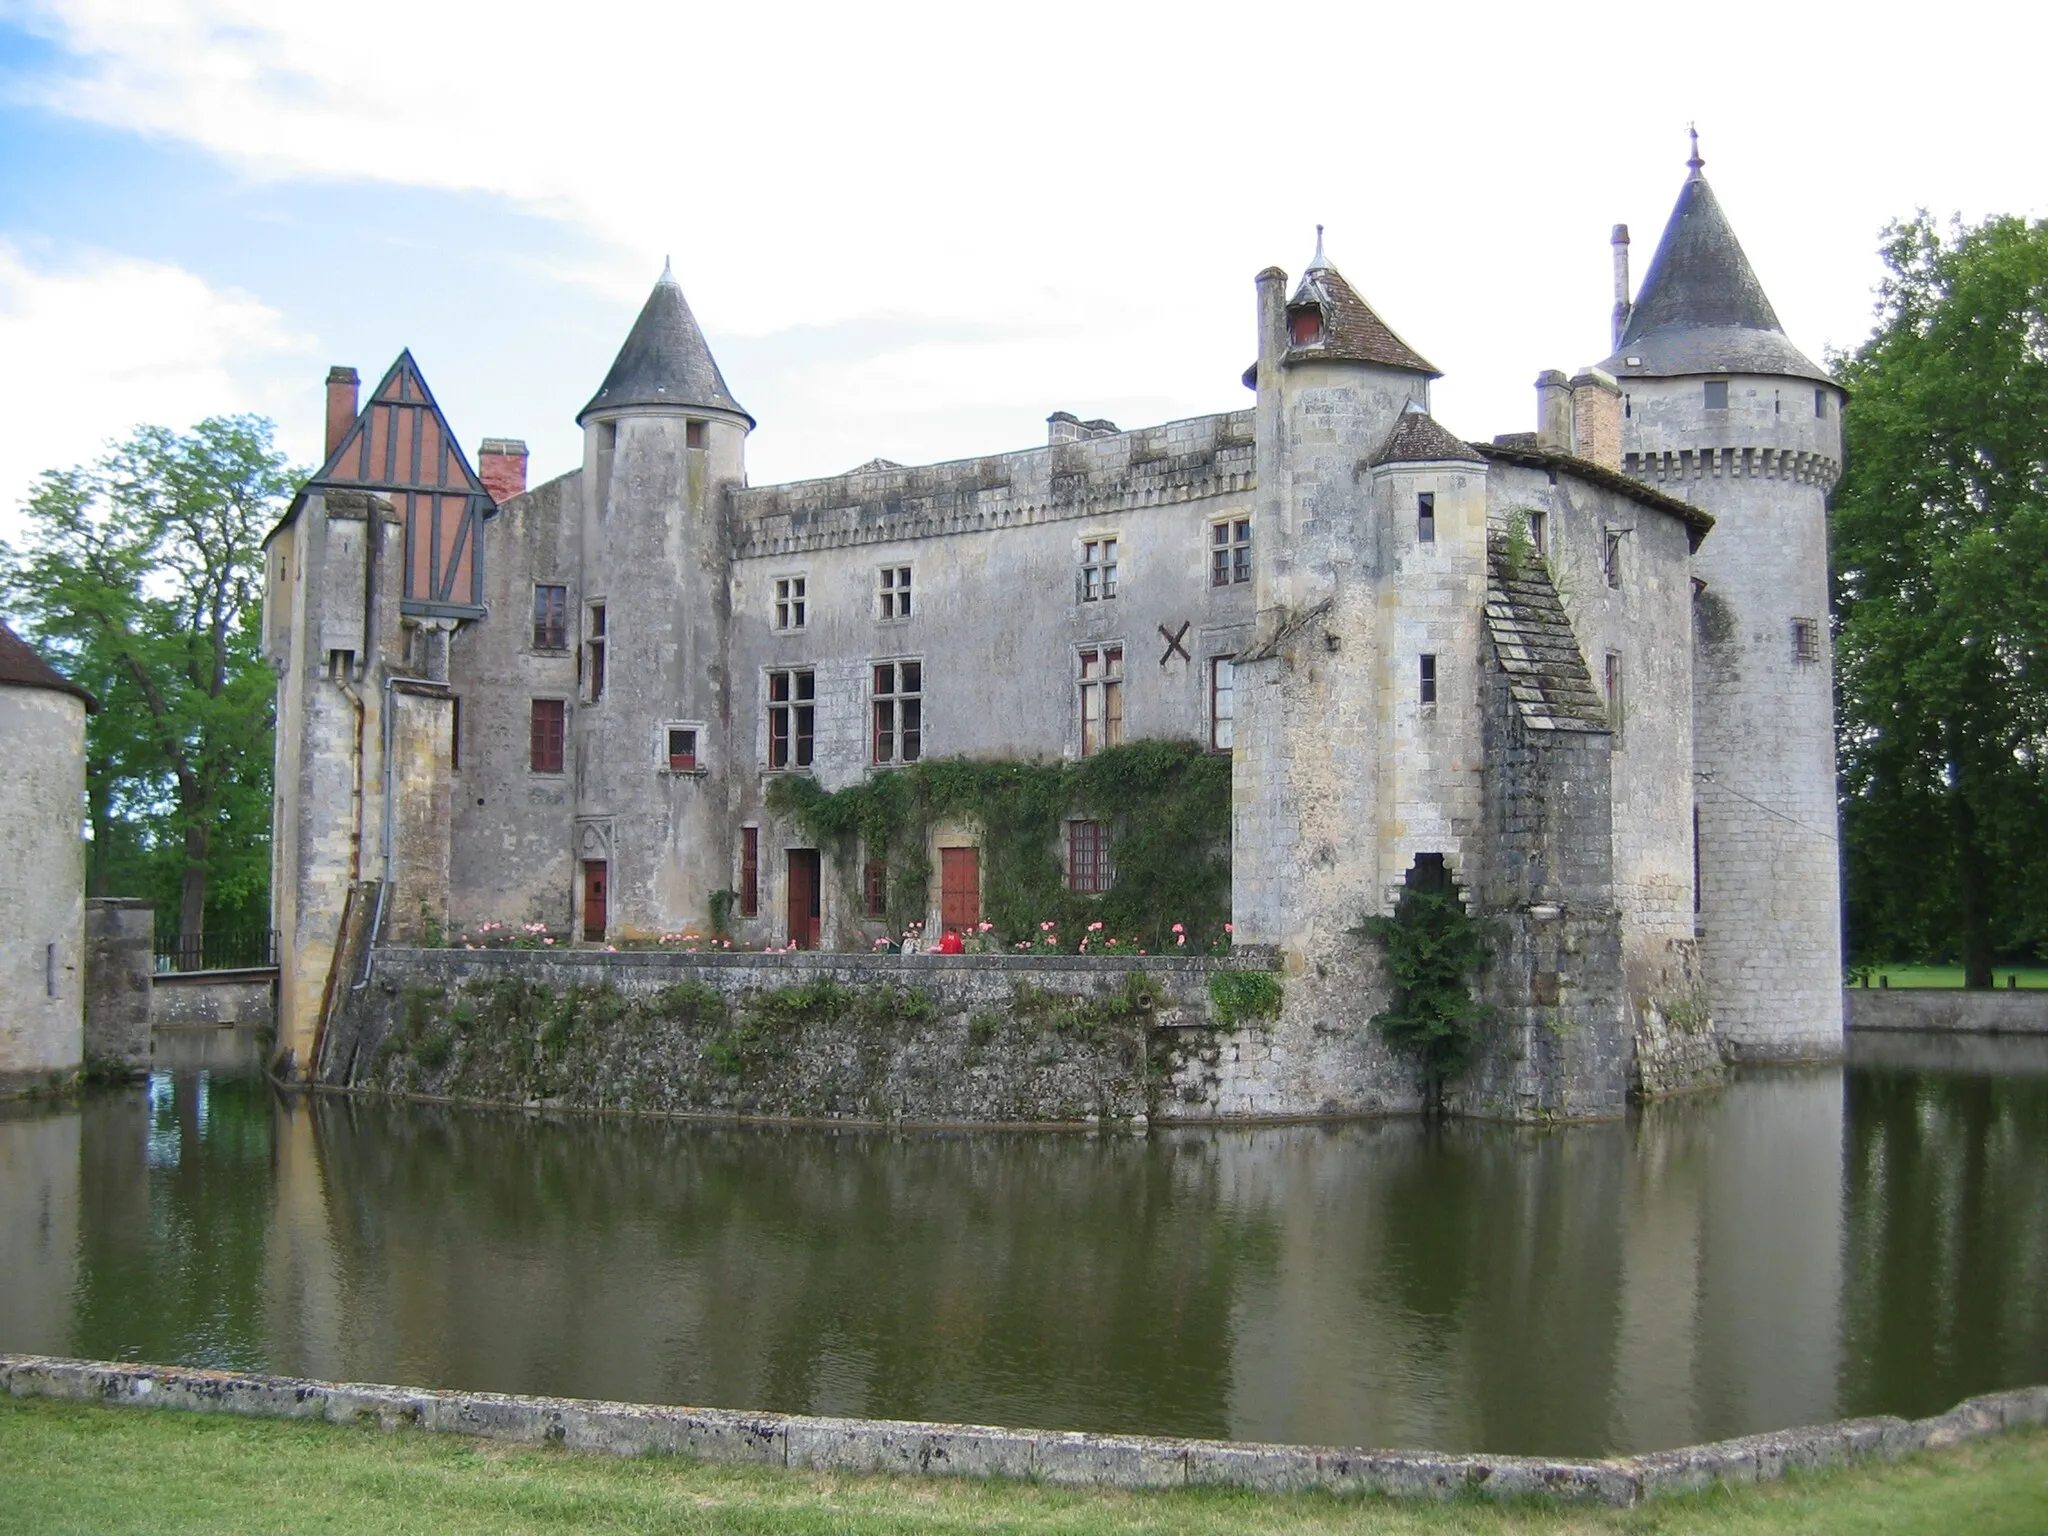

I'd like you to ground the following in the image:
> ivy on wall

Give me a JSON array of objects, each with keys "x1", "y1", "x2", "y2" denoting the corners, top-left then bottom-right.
[
  {"x1": 1356, "y1": 868, "x2": 1495, "y2": 1112},
  {"x1": 765, "y1": 740, "x2": 1230, "y2": 950}
]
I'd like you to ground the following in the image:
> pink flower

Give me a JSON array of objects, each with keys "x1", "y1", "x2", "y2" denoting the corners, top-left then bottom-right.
[
  {"x1": 1171, "y1": 923, "x2": 1184, "y2": 934},
  {"x1": 1088, "y1": 922, "x2": 1103, "y2": 932},
  {"x1": 1224, "y1": 924, "x2": 1234, "y2": 934},
  {"x1": 542, "y1": 937, "x2": 555, "y2": 946},
  {"x1": 1176, "y1": 934, "x2": 1186, "y2": 947}
]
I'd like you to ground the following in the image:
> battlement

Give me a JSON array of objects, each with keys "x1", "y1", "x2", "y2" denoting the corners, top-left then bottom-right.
[
  {"x1": 1625, "y1": 446, "x2": 1839, "y2": 489},
  {"x1": 732, "y1": 410, "x2": 1255, "y2": 560}
]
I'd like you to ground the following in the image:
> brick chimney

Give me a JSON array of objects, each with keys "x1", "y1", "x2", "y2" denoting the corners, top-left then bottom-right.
[
  {"x1": 1569, "y1": 368, "x2": 1622, "y2": 470},
  {"x1": 477, "y1": 438, "x2": 529, "y2": 503},
  {"x1": 325, "y1": 367, "x2": 359, "y2": 458}
]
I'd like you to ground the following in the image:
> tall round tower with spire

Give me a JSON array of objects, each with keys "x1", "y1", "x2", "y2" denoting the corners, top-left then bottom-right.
[
  {"x1": 1604, "y1": 135, "x2": 1844, "y2": 1058},
  {"x1": 571, "y1": 263, "x2": 753, "y2": 941}
]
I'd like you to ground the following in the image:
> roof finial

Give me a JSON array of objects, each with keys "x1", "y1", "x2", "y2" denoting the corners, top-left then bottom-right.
[
  {"x1": 1309, "y1": 224, "x2": 1329, "y2": 271},
  {"x1": 1686, "y1": 123, "x2": 1704, "y2": 178}
]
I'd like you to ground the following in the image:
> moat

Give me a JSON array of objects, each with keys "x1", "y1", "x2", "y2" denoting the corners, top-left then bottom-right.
[{"x1": 2, "y1": 1031, "x2": 2043, "y2": 1460}]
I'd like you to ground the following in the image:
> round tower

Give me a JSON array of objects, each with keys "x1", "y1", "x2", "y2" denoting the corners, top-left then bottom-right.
[
  {"x1": 571, "y1": 262, "x2": 752, "y2": 941},
  {"x1": 1605, "y1": 138, "x2": 1844, "y2": 1058}
]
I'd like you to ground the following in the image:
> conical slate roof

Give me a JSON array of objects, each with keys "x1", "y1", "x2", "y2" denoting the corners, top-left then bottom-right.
[
  {"x1": 0, "y1": 620, "x2": 97, "y2": 711},
  {"x1": 579, "y1": 263, "x2": 752, "y2": 426},
  {"x1": 1602, "y1": 153, "x2": 1829, "y2": 384},
  {"x1": 1288, "y1": 237, "x2": 1440, "y2": 377},
  {"x1": 1370, "y1": 403, "x2": 1483, "y2": 466}
]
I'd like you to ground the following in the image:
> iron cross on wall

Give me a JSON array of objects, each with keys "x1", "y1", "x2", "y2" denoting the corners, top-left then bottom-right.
[{"x1": 1158, "y1": 622, "x2": 1190, "y2": 666}]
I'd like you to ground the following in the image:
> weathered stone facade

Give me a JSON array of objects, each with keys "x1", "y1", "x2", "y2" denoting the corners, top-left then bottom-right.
[{"x1": 264, "y1": 150, "x2": 1844, "y2": 1115}]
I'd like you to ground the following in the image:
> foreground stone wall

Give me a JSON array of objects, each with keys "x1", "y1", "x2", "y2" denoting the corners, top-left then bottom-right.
[
  {"x1": 1846, "y1": 989, "x2": 2048, "y2": 1035},
  {"x1": 5, "y1": 1354, "x2": 2042, "y2": 1506}
]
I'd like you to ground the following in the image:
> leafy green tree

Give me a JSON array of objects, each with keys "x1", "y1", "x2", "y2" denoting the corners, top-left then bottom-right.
[
  {"x1": 0, "y1": 417, "x2": 296, "y2": 962},
  {"x1": 1833, "y1": 214, "x2": 2048, "y2": 984},
  {"x1": 1357, "y1": 869, "x2": 1494, "y2": 1114}
]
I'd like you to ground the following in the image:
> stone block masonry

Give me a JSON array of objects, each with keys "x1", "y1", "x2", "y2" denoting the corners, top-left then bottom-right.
[{"x1": 5, "y1": 1354, "x2": 2043, "y2": 1505}]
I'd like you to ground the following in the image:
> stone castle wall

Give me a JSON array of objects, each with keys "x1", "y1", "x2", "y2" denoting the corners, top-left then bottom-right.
[{"x1": 0, "y1": 685, "x2": 87, "y2": 1095}]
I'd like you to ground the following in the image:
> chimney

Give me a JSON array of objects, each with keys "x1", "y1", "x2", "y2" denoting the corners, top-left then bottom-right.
[
  {"x1": 325, "y1": 366, "x2": 360, "y2": 459},
  {"x1": 1535, "y1": 370, "x2": 1573, "y2": 451},
  {"x1": 477, "y1": 438, "x2": 529, "y2": 503},
  {"x1": 1569, "y1": 368, "x2": 1622, "y2": 469},
  {"x1": 1047, "y1": 411, "x2": 1083, "y2": 446},
  {"x1": 1610, "y1": 224, "x2": 1632, "y2": 351}
]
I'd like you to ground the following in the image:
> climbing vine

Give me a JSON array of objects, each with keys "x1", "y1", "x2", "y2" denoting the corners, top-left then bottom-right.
[
  {"x1": 1357, "y1": 877, "x2": 1495, "y2": 1109},
  {"x1": 765, "y1": 740, "x2": 1230, "y2": 950}
]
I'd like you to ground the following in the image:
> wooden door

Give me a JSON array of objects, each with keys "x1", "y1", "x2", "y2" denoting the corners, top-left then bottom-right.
[
  {"x1": 582, "y1": 860, "x2": 608, "y2": 941},
  {"x1": 786, "y1": 848, "x2": 822, "y2": 950},
  {"x1": 940, "y1": 847, "x2": 980, "y2": 932}
]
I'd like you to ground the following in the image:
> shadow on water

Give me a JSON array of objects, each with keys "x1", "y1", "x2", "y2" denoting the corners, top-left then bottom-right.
[{"x1": 0, "y1": 1034, "x2": 2044, "y2": 1458}]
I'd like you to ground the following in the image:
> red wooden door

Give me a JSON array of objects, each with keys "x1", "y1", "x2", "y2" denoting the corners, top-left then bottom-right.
[
  {"x1": 786, "y1": 849, "x2": 822, "y2": 950},
  {"x1": 582, "y1": 860, "x2": 608, "y2": 941},
  {"x1": 940, "y1": 847, "x2": 980, "y2": 932}
]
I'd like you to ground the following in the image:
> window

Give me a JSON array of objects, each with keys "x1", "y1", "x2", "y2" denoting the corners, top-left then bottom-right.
[
  {"x1": 767, "y1": 670, "x2": 815, "y2": 768},
  {"x1": 1604, "y1": 531, "x2": 1624, "y2": 589},
  {"x1": 1815, "y1": 389, "x2": 1828, "y2": 419},
  {"x1": 586, "y1": 604, "x2": 606, "y2": 702},
  {"x1": 773, "y1": 576, "x2": 807, "y2": 631},
  {"x1": 1417, "y1": 492, "x2": 1436, "y2": 544},
  {"x1": 740, "y1": 827, "x2": 759, "y2": 917},
  {"x1": 1623, "y1": 392, "x2": 1632, "y2": 419},
  {"x1": 871, "y1": 660, "x2": 923, "y2": 764},
  {"x1": 686, "y1": 419, "x2": 707, "y2": 449},
  {"x1": 1081, "y1": 537, "x2": 1118, "y2": 602},
  {"x1": 1289, "y1": 309, "x2": 1322, "y2": 346},
  {"x1": 1067, "y1": 820, "x2": 1113, "y2": 894},
  {"x1": 1604, "y1": 652, "x2": 1624, "y2": 742},
  {"x1": 326, "y1": 648, "x2": 353, "y2": 682},
  {"x1": 1527, "y1": 509, "x2": 1548, "y2": 558},
  {"x1": 1791, "y1": 617, "x2": 1820, "y2": 664},
  {"x1": 533, "y1": 585, "x2": 568, "y2": 649},
  {"x1": 451, "y1": 696, "x2": 461, "y2": 771},
  {"x1": 667, "y1": 727, "x2": 698, "y2": 771},
  {"x1": 879, "y1": 565, "x2": 912, "y2": 620},
  {"x1": 1704, "y1": 380, "x2": 1729, "y2": 410},
  {"x1": 529, "y1": 699, "x2": 566, "y2": 773},
  {"x1": 1209, "y1": 657, "x2": 1236, "y2": 751},
  {"x1": 1420, "y1": 653, "x2": 1438, "y2": 705},
  {"x1": 1079, "y1": 646, "x2": 1124, "y2": 756},
  {"x1": 863, "y1": 859, "x2": 889, "y2": 918},
  {"x1": 1210, "y1": 519, "x2": 1251, "y2": 586}
]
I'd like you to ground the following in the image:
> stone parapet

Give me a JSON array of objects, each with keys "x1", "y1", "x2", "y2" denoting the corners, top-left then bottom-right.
[
  {"x1": 4, "y1": 1354, "x2": 2042, "y2": 1506},
  {"x1": 1846, "y1": 989, "x2": 2048, "y2": 1035}
]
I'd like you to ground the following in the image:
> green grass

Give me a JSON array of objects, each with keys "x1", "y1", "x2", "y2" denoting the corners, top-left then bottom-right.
[
  {"x1": 0, "y1": 1396, "x2": 2045, "y2": 1533},
  {"x1": 1855, "y1": 964, "x2": 2048, "y2": 990}
]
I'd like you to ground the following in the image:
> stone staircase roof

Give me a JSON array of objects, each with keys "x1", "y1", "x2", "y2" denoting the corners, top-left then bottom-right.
[{"x1": 1485, "y1": 535, "x2": 1608, "y2": 733}]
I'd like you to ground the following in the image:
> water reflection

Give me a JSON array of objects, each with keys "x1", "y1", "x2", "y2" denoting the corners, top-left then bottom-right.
[{"x1": 1, "y1": 1037, "x2": 2044, "y2": 1457}]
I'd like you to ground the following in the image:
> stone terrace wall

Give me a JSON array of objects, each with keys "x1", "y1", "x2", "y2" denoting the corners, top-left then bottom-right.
[
  {"x1": 1847, "y1": 989, "x2": 2048, "y2": 1035},
  {"x1": 324, "y1": 948, "x2": 1315, "y2": 1126}
]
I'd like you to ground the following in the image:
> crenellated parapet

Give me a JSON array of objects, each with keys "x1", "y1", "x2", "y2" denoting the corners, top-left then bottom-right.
[
  {"x1": 732, "y1": 411, "x2": 1255, "y2": 560},
  {"x1": 1625, "y1": 446, "x2": 1839, "y2": 488}
]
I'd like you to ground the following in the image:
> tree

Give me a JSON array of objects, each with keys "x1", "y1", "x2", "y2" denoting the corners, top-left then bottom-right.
[
  {"x1": 1832, "y1": 214, "x2": 2048, "y2": 985},
  {"x1": 0, "y1": 417, "x2": 296, "y2": 964}
]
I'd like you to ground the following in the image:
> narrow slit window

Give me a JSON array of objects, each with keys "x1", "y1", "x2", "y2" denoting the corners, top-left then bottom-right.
[
  {"x1": 1209, "y1": 657, "x2": 1235, "y2": 752},
  {"x1": 1527, "y1": 509, "x2": 1547, "y2": 557},
  {"x1": 1815, "y1": 389, "x2": 1828, "y2": 418},
  {"x1": 667, "y1": 727, "x2": 698, "y2": 771},
  {"x1": 450, "y1": 696, "x2": 461, "y2": 771},
  {"x1": 740, "y1": 827, "x2": 760, "y2": 917},
  {"x1": 1417, "y1": 492, "x2": 1436, "y2": 544},
  {"x1": 586, "y1": 604, "x2": 606, "y2": 702},
  {"x1": 1605, "y1": 652, "x2": 1624, "y2": 742},
  {"x1": 1604, "y1": 531, "x2": 1624, "y2": 589},
  {"x1": 1420, "y1": 653, "x2": 1438, "y2": 705}
]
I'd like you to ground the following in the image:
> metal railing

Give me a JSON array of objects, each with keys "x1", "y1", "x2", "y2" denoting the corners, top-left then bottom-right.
[{"x1": 153, "y1": 929, "x2": 279, "y2": 973}]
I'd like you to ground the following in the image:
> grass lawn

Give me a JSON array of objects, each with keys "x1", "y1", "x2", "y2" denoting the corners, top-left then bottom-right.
[
  {"x1": 1856, "y1": 964, "x2": 2048, "y2": 990},
  {"x1": 1, "y1": 1396, "x2": 2045, "y2": 1534}
]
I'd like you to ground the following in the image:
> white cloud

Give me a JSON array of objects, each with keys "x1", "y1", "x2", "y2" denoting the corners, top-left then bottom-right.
[
  {"x1": 0, "y1": 243, "x2": 315, "y2": 535},
  {"x1": 5, "y1": 0, "x2": 2047, "y2": 485}
]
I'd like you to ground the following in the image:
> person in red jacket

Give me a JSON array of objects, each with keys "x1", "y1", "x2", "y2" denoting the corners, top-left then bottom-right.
[{"x1": 936, "y1": 929, "x2": 965, "y2": 954}]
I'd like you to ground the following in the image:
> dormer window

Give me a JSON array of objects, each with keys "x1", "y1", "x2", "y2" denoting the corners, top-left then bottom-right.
[{"x1": 1289, "y1": 309, "x2": 1323, "y2": 346}]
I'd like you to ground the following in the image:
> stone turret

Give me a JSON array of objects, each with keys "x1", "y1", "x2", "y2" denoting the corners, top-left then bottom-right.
[
  {"x1": 571, "y1": 263, "x2": 752, "y2": 942},
  {"x1": 1606, "y1": 135, "x2": 1845, "y2": 1060}
]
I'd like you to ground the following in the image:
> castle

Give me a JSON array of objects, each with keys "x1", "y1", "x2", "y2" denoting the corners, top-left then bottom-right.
[{"x1": 264, "y1": 143, "x2": 1845, "y2": 1114}]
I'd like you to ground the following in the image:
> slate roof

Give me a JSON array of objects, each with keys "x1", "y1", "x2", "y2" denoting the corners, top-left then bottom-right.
[
  {"x1": 1370, "y1": 406, "x2": 1484, "y2": 466},
  {"x1": 0, "y1": 620, "x2": 97, "y2": 711},
  {"x1": 1484, "y1": 538, "x2": 1607, "y2": 733},
  {"x1": 1287, "y1": 260, "x2": 1440, "y2": 377},
  {"x1": 580, "y1": 263, "x2": 752, "y2": 426},
  {"x1": 1475, "y1": 438, "x2": 1716, "y2": 552},
  {"x1": 1600, "y1": 165, "x2": 1830, "y2": 384}
]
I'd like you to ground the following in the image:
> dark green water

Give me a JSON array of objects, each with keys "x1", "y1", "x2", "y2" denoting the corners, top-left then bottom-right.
[{"x1": 3, "y1": 1031, "x2": 2045, "y2": 1457}]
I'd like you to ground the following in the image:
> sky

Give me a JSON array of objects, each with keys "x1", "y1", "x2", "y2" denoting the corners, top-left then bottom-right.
[{"x1": 1, "y1": 0, "x2": 2043, "y2": 541}]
